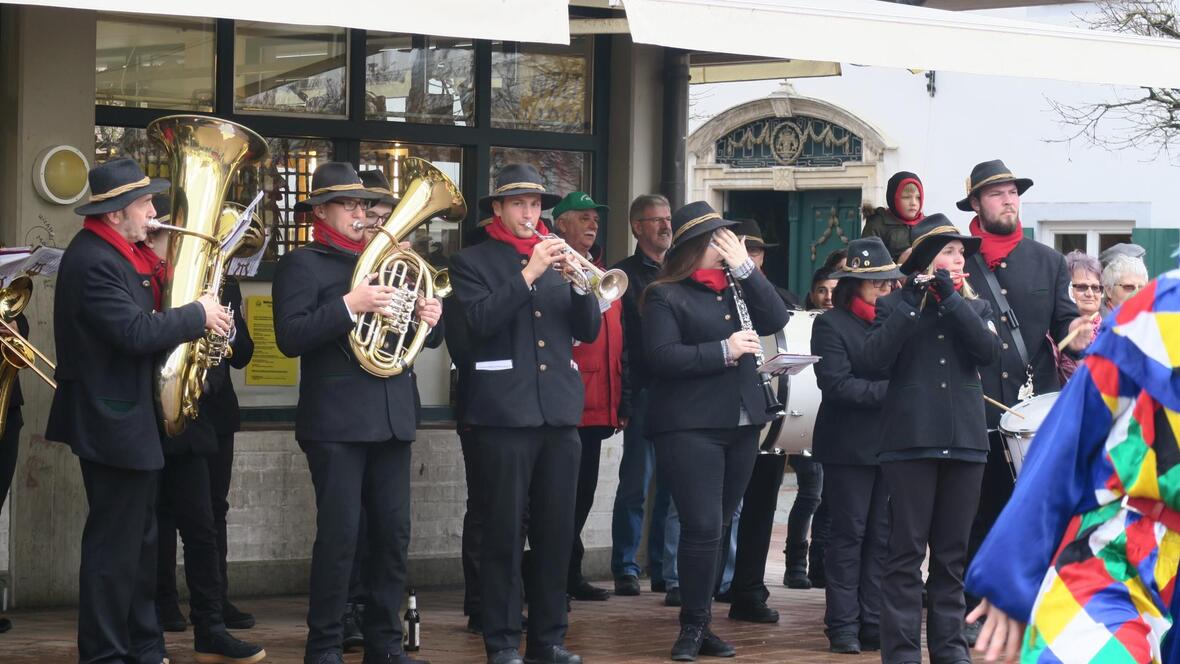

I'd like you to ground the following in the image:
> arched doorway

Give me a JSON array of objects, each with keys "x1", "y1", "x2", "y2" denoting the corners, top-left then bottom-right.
[{"x1": 688, "y1": 84, "x2": 894, "y2": 295}]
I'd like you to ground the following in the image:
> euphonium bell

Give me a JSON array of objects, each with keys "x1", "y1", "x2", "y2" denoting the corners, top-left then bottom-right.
[{"x1": 0, "y1": 276, "x2": 57, "y2": 437}]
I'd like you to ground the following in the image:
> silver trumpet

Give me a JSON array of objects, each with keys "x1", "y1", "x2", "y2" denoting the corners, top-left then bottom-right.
[{"x1": 525, "y1": 222, "x2": 628, "y2": 303}]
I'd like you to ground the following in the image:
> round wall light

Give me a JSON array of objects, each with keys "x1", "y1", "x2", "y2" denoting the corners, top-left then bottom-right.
[{"x1": 32, "y1": 145, "x2": 89, "y2": 205}]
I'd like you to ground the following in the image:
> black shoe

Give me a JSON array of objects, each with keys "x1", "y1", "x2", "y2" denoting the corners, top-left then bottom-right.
[
  {"x1": 671, "y1": 624, "x2": 705, "y2": 662},
  {"x1": 614, "y1": 575, "x2": 640, "y2": 596},
  {"x1": 808, "y1": 572, "x2": 826, "y2": 589},
  {"x1": 193, "y1": 628, "x2": 266, "y2": 664},
  {"x1": 700, "y1": 629, "x2": 736, "y2": 658},
  {"x1": 342, "y1": 603, "x2": 364, "y2": 652},
  {"x1": 466, "y1": 614, "x2": 483, "y2": 634},
  {"x1": 523, "y1": 645, "x2": 582, "y2": 664},
  {"x1": 728, "y1": 602, "x2": 779, "y2": 623},
  {"x1": 652, "y1": 580, "x2": 667, "y2": 593},
  {"x1": 713, "y1": 590, "x2": 732, "y2": 604},
  {"x1": 664, "y1": 587, "x2": 681, "y2": 607},
  {"x1": 223, "y1": 601, "x2": 256, "y2": 630},
  {"x1": 0, "y1": 616, "x2": 12, "y2": 633},
  {"x1": 362, "y1": 653, "x2": 431, "y2": 664},
  {"x1": 783, "y1": 571, "x2": 812, "y2": 589},
  {"x1": 858, "y1": 626, "x2": 880, "y2": 652},
  {"x1": 963, "y1": 619, "x2": 983, "y2": 648},
  {"x1": 158, "y1": 602, "x2": 187, "y2": 632},
  {"x1": 568, "y1": 580, "x2": 609, "y2": 601},
  {"x1": 304, "y1": 654, "x2": 344, "y2": 664},
  {"x1": 488, "y1": 649, "x2": 523, "y2": 664},
  {"x1": 828, "y1": 632, "x2": 860, "y2": 655}
]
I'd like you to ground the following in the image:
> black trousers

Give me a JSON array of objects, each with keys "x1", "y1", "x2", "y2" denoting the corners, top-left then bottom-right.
[
  {"x1": 729, "y1": 451, "x2": 786, "y2": 607},
  {"x1": 655, "y1": 426, "x2": 759, "y2": 626},
  {"x1": 965, "y1": 431, "x2": 1015, "y2": 612},
  {"x1": 785, "y1": 454, "x2": 824, "y2": 554},
  {"x1": 0, "y1": 419, "x2": 21, "y2": 516},
  {"x1": 78, "y1": 459, "x2": 163, "y2": 664},
  {"x1": 822, "y1": 463, "x2": 889, "y2": 639},
  {"x1": 478, "y1": 426, "x2": 579, "y2": 654},
  {"x1": 459, "y1": 427, "x2": 483, "y2": 617},
  {"x1": 301, "y1": 440, "x2": 412, "y2": 658},
  {"x1": 880, "y1": 459, "x2": 984, "y2": 664},
  {"x1": 156, "y1": 454, "x2": 224, "y2": 632},
  {"x1": 208, "y1": 432, "x2": 235, "y2": 600},
  {"x1": 568, "y1": 426, "x2": 609, "y2": 590}
]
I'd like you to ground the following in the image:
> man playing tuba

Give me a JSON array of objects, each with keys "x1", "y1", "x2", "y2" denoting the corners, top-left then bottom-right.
[{"x1": 272, "y1": 162, "x2": 441, "y2": 664}]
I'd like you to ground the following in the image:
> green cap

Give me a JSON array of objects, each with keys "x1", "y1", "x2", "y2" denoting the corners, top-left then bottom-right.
[{"x1": 552, "y1": 191, "x2": 608, "y2": 220}]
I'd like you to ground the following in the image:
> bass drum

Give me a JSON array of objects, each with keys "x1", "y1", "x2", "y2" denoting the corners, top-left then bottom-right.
[{"x1": 760, "y1": 310, "x2": 823, "y2": 455}]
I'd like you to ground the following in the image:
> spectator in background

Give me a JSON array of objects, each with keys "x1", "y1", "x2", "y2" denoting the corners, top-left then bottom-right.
[{"x1": 1101, "y1": 253, "x2": 1149, "y2": 316}]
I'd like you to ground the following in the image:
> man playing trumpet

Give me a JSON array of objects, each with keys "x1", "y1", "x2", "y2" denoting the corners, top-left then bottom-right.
[{"x1": 273, "y1": 162, "x2": 441, "y2": 664}]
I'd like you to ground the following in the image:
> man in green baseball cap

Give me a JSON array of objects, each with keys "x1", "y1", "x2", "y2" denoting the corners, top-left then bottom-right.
[{"x1": 552, "y1": 192, "x2": 609, "y2": 261}]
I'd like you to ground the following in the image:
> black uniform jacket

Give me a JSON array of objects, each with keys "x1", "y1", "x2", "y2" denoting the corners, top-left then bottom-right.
[
  {"x1": 613, "y1": 248, "x2": 661, "y2": 395},
  {"x1": 965, "y1": 239, "x2": 1078, "y2": 427},
  {"x1": 862, "y1": 290, "x2": 999, "y2": 458},
  {"x1": 450, "y1": 239, "x2": 601, "y2": 428},
  {"x1": 642, "y1": 269, "x2": 790, "y2": 436},
  {"x1": 46, "y1": 229, "x2": 206, "y2": 471},
  {"x1": 810, "y1": 307, "x2": 888, "y2": 466},
  {"x1": 272, "y1": 242, "x2": 443, "y2": 444}
]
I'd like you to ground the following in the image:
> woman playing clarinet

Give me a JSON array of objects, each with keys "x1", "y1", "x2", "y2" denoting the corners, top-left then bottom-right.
[
  {"x1": 861, "y1": 213, "x2": 1000, "y2": 664},
  {"x1": 641, "y1": 201, "x2": 790, "y2": 661}
]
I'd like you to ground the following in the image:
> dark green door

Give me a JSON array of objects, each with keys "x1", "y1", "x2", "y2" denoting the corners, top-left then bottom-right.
[{"x1": 788, "y1": 189, "x2": 862, "y2": 296}]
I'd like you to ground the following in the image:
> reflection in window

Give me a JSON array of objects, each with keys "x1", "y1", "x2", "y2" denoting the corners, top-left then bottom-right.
[
  {"x1": 491, "y1": 37, "x2": 593, "y2": 134},
  {"x1": 96, "y1": 14, "x2": 215, "y2": 112},
  {"x1": 489, "y1": 147, "x2": 588, "y2": 200},
  {"x1": 95, "y1": 126, "x2": 167, "y2": 174},
  {"x1": 365, "y1": 34, "x2": 475, "y2": 126},
  {"x1": 234, "y1": 22, "x2": 348, "y2": 117}
]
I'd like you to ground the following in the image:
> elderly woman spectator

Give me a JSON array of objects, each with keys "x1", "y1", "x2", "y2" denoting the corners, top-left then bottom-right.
[
  {"x1": 1066, "y1": 250, "x2": 1102, "y2": 332},
  {"x1": 1101, "y1": 253, "x2": 1149, "y2": 315}
]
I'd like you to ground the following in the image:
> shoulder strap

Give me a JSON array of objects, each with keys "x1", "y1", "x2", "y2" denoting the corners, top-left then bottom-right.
[{"x1": 972, "y1": 253, "x2": 1029, "y2": 368}]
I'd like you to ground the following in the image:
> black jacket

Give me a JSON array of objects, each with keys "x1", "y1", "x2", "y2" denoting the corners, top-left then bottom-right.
[
  {"x1": 46, "y1": 229, "x2": 206, "y2": 471},
  {"x1": 450, "y1": 239, "x2": 602, "y2": 428},
  {"x1": 965, "y1": 239, "x2": 1078, "y2": 427},
  {"x1": 862, "y1": 290, "x2": 999, "y2": 459},
  {"x1": 272, "y1": 242, "x2": 443, "y2": 443},
  {"x1": 613, "y1": 249, "x2": 662, "y2": 394},
  {"x1": 204, "y1": 278, "x2": 253, "y2": 436},
  {"x1": 810, "y1": 307, "x2": 888, "y2": 466},
  {"x1": 860, "y1": 207, "x2": 917, "y2": 262},
  {"x1": 642, "y1": 270, "x2": 791, "y2": 435}
]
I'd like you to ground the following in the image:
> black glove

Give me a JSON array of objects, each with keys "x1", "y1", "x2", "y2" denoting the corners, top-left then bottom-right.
[
  {"x1": 931, "y1": 268, "x2": 956, "y2": 301},
  {"x1": 899, "y1": 273, "x2": 924, "y2": 308}
]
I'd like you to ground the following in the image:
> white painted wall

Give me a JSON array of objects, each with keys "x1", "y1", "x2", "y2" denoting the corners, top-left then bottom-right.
[{"x1": 688, "y1": 3, "x2": 1180, "y2": 233}]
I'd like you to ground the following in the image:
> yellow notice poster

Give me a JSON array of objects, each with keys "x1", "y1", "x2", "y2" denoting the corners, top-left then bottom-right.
[{"x1": 245, "y1": 295, "x2": 298, "y2": 386}]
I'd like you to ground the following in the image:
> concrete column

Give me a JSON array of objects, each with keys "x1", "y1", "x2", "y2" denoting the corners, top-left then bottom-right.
[{"x1": 0, "y1": 5, "x2": 97, "y2": 607}]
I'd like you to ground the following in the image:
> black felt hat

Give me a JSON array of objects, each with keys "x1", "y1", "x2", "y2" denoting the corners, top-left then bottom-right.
[
  {"x1": 833, "y1": 236, "x2": 904, "y2": 280},
  {"x1": 294, "y1": 162, "x2": 383, "y2": 212},
  {"x1": 74, "y1": 158, "x2": 170, "y2": 216},
  {"x1": 900, "y1": 213, "x2": 981, "y2": 275},
  {"x1": 358, "y1": 169, "x2": 400, "y2": 208},
  {"x1": 669, "y1": 201, "x2": 738, "y2": 253},
  {"x1": 479, "y1": 163, "x2": 562, "y2": 215},
  {"x1": 955, "y1": 159, "x2": 1034, "y2": 212},
  {"x1": 733, "y1": 218, "x2": 778, "y2": 248},
  {"x1": 151, "y1": 193, "x2": 171, "y2": 223}
]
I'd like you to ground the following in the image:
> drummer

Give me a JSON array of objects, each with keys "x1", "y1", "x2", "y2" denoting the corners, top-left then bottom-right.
[
  {"x1": 861, "y1": 215, "x2": 999, "y2": 664},
  {"x1": 811, "y1": 236, "x2": 896, "y2": 654}
]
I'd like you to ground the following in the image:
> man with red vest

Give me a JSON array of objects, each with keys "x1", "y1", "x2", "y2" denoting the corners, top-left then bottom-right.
[{"x1": 552, "y1": 192, "x2": 628, "y2": 603}]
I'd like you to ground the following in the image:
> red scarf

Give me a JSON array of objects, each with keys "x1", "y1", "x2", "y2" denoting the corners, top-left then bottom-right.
[
  {"x1": 969, "y1": 216, "x2": 1023, "y2": 269},
  {"x1": 312, "y1": 220, "x2": 366, "y2": 254},
  {"x1": 485, "y1": 216, "x2": 548, "y2": 255},
  {"x1": 83, "y1": 217, "x2": 158, "y2": 275},
  {"x1": 691, "y1": 269, "x2": 728, "y2": 293},
  {"x1": 848, "y1": 294, "x2": 876, "y2": 323},
  {"x1": 892, "y1": 177, "x2": 925, "y2": 226},
  {"x1": 135, "y1": 243, "x2": 167, "y2": 311}
]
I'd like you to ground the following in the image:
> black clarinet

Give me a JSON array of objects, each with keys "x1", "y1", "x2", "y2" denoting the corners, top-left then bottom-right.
[{"x1": 724, "y1": 267, "x2": 785, "y2": 418}]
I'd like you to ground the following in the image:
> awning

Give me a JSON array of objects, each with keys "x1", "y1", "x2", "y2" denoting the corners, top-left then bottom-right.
[
  {"x1": 7, "y1": 0, "x2": 572, "y2": 44},
  {"x1": 624, "y1": 0, "x2": 1180, "y2": 88}
]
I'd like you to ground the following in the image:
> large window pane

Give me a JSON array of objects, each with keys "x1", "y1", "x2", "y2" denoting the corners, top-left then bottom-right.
[
  {"x1": 491, "y1": 37, "x2": 593, "y2": 134},
  {"x1": 489, "y1": 147, "x2": 589, "y2": 199},
  {"x1": 96, "y1": 14, "x2": 215, "y2": 112},
  {"x1": 365, "y1": 34, "x2": 475, "y2": 126},
  {"x1": 234, "y1": 23, "x2": 347, "y2": 117}
]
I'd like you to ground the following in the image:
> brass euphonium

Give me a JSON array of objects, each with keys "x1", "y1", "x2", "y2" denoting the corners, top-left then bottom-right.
[
  {"x1": 147, "y1": 115, "x2": 268, "y2": 436},
  {"x1": 0, "y1": 276, "x2": 57, "y2": 436},
  {"x1": 348, "y1": 157, "x2": 465, "y2": 377}
]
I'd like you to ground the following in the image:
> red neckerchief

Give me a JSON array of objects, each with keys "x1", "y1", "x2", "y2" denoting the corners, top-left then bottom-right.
[
  {"x1": 691, "y1": 269, "x2": 728, "y2": 293},
  {"x1": 486, "y1": 216, "x2": 548, "y2": 255},
  {"x1": 969, "y1": 216, "x2": 1023, "y2": 269},
  {"x1": 135, "y1": 243, "x2": 167, "y2": 310},
  {"x1": 891, "y1": 177, "x2": 925, "y2": 227},
  {"x1": 83, "y1": 217, "x2": 157, "y2": 275},
  {"x1": 312, "y1": 220, "x2": 366, "y2": 254},
  {"x1": 848, "y1": 294, "x2": 876, "y2": 322}
]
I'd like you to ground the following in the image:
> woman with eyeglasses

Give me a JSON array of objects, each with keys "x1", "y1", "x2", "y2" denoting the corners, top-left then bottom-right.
[{"x1": 1101, "y1": 253, "x2": 1149, "y2": 315}]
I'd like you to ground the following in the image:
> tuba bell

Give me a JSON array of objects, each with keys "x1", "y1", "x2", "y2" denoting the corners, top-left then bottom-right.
[
  {"x1": 348, "y1": 158, "x2": 465, "y2": 377},
  {"x1": 148, "y1": 114, "x2": 268, "y2": 436}
]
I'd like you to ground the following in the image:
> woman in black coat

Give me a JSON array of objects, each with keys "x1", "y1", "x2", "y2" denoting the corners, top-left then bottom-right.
[
  {"x1": 861, "y1": 215, "x2": 999, "y2": 664},
  {"x1": 811, "y1": 236, "x2": 897, "y2": 655},
  {"x1": 642, "y1": 201, "x2": 790, "y2": 662}
]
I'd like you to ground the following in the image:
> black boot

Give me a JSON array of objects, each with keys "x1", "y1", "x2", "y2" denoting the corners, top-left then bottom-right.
[
  {"x1": 342, "y1": 602, "x2": 364, "y2": 652},
  {"x1": 222, "y1": 601, "x2": 255, "y2": 630},
  {"x1": 671, "y1": 623, "x2": 705, "y2": 662},
  {"x1": 807, "y1": 545, "x2": 826, "y2": 589},
  {"x1": 158, "y1": 601, "x2": 187, "y2": 632},
  {"x1": 193, "y1": 626, "x2": 266, "y2": 664},
  {"x1": 782, "y1": 539, "x2": 811, "y2": 589},
  {"x1": 700, "y1": 628, "x2": 736, "y2": 657}
]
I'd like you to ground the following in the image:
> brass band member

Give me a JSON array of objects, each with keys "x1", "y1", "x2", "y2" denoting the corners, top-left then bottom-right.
[
  {"x1": 642, "y1": 201, "x2": 789, "y2": 661},
  {"x1": 47, "y1": 158, "x2": 233, "y2": 664},
  {"x1": 273, "y1": 162, "x2": 440, "y2": 664},
  {"x1": 450, "y1": 164, "x2": 601, "y2": 664}
]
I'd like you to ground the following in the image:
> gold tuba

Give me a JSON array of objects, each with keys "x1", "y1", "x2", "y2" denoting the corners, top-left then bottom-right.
[
  {"x1": 148, "y1": 115, "x2": 268, "y2": 436},
  {"x1": 348, "y1": 157, "x2": 465, "y2": 377},
  {"x1": 0, "y1": 276, "x2": 57, "y2": 436}
]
